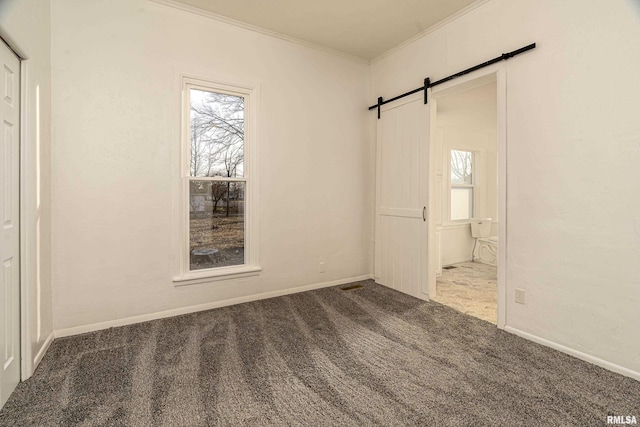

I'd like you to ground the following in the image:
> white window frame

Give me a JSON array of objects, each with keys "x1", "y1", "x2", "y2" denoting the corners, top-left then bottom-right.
[
  {"x1": 448, "y1": 148, "x2": 475, "y2": 223},
  {"x1": 174, "y1": 76, "x2": 260, "y2": 285}
]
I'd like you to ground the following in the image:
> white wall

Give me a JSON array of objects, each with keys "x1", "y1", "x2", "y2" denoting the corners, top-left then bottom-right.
[
  {"x1": 440, "y1": 224, "x2": 475, "y2": 265},
  {"x1": 436, "y1": 83, "x2": 497, "y2": 265},
  {"x1": 51, "y1": 0, "x2": 372, "y2": 333},
  {"x1": 0, "y1": 0, "x2": 53, "y2": 377},
  {"x1": 373, "y1": 0, "x2": 640, "y2": 376}
]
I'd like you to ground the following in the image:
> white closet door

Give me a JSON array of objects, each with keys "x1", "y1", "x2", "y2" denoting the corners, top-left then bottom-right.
[
  {"x1": 374, "y1": 93, "x2": 428, "y2": 299},
  {"x1": 0, "y1": 40, "x2": 20, "y2": 409}
]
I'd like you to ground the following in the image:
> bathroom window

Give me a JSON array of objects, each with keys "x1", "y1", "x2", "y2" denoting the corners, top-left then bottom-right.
[{"x1": 450, "y1": 149, "x2": 474, "y2": 221}]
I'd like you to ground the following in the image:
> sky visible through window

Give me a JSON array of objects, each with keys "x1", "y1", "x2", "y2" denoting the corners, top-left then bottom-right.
[{"x1": 190, "y1": 89, "x2": 244, "y2": 178}]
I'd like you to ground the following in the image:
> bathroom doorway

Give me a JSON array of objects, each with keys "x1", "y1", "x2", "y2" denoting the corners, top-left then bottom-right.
[{"x1": 426, "y1": 69, "x2": 505, "y2": 326}]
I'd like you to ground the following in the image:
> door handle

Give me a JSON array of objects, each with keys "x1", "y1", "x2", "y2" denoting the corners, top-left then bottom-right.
[{"x1": 423, "y1": 207, "x2": 426, "y2": 221}]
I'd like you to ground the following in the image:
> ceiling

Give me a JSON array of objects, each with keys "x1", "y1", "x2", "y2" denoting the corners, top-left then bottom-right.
[{"x1": 168, "y1": 0, "x2": 481, "y2": 60}]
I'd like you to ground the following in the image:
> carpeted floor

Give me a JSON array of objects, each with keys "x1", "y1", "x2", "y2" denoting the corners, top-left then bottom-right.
[{"x1": 1, "y1": 281, "x2": 638, "y2": 426}]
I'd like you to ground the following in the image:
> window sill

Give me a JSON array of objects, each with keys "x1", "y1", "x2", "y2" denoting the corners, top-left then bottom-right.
[{"x1": 173, "y1": 265, "x2": 262, "y2": 287}]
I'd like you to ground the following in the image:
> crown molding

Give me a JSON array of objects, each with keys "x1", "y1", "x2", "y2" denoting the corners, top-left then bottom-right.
[
  {"x1": 372, "y1": 0, "x2": 493, "y2": 64},
  {"x1": 148, "y1": 0, "x2": 369, "y2": 64}
]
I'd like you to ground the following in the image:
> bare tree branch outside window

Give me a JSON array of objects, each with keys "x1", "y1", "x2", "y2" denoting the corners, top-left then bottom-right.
[
  {"x1": 190, "y1": 91, "x2": 244, "y2": 178},
  {"x1": 451, "y1": 150, "x2": 473, "y2": 185},
  {"x1": 450, "y1": 149, "x2": 474, "y2": 221},
  {"x1": 188, "y1": 88, "x2": 246, "y2": 270}
]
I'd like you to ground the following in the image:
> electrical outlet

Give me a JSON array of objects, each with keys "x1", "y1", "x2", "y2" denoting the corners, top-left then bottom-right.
[
  {"x1": 319, "y1": 262, "x2": 326, "y2": 273},
  {"x1": 515, "y1": 288, "x2": 526, "y2": 305}
]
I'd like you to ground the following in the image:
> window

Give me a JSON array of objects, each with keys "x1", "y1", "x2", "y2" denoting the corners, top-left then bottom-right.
[
  {"x1": 450, "y1": 149, "x2": 474, "y2": 221},
  {"x1": 177, "y1": 77, "x2": 259, "y2": 282}
]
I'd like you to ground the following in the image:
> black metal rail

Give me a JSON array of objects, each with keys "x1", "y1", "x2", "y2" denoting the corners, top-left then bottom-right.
[{"x1": 369, "y1": 43, "x2": 536, "y2": 118}]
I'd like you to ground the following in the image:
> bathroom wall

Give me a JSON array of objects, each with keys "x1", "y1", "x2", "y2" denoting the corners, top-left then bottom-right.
[{"x1": 435, "y1": 82, "x2": 497, "y2": 265}]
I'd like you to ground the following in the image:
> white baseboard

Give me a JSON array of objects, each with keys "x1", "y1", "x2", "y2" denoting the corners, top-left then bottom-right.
[
  {"x1": 55, "y1": 274, "x2": 373, "y2": 338},
  {"x1": 504, "y1": 326, "x2": 640, "y2": 382},
  {"x1": 32, "y1": 332, "x2": 54, "y2": 372}
]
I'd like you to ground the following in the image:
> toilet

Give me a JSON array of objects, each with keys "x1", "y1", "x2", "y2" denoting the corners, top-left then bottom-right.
[{"x1": 470, "y1": 218, "x2": 497, "y2": 266}]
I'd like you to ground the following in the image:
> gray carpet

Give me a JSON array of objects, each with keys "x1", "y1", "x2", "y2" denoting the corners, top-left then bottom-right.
[{"x1": 1, "y1": 281, "x2": 638, "y2": 426}]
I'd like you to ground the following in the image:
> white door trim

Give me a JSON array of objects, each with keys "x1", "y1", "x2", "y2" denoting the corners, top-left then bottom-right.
[
  {"x1": 427, "y1": 63, "x2": 507, "y2": 329},
  {"x1": 427, "y1": 96, "x2": 438, "y2": 299},
  {"x1": 0, "y1": 36, "x2": 32, "y2": 384},
  {"x1": 19, "y1": 58, "x2": 31, "y2": 379},
  {"x1": 0, "y1": 37, "x2": 21, "y2": 407}
]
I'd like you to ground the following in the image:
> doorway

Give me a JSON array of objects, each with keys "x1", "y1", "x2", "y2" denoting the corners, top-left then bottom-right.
[
  {"x1": 0, "y1": 38, "x2": 21, "y2": 408},
  {"x1": 427, "y1": 69, "x2": 506, "y2": 327}
]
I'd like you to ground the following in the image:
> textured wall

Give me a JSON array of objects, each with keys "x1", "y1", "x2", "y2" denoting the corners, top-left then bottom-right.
[{"x1": 51, "y1": 0, "x2": 372, "y2": 332}]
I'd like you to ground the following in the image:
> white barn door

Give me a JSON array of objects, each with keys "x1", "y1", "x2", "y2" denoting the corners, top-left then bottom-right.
[
  {"x1": 0, "y1": 40, "x2": 20, "y2": 408},
  {"x1": 374, "y1": 93, "x2": 429, "y2": 299}
]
